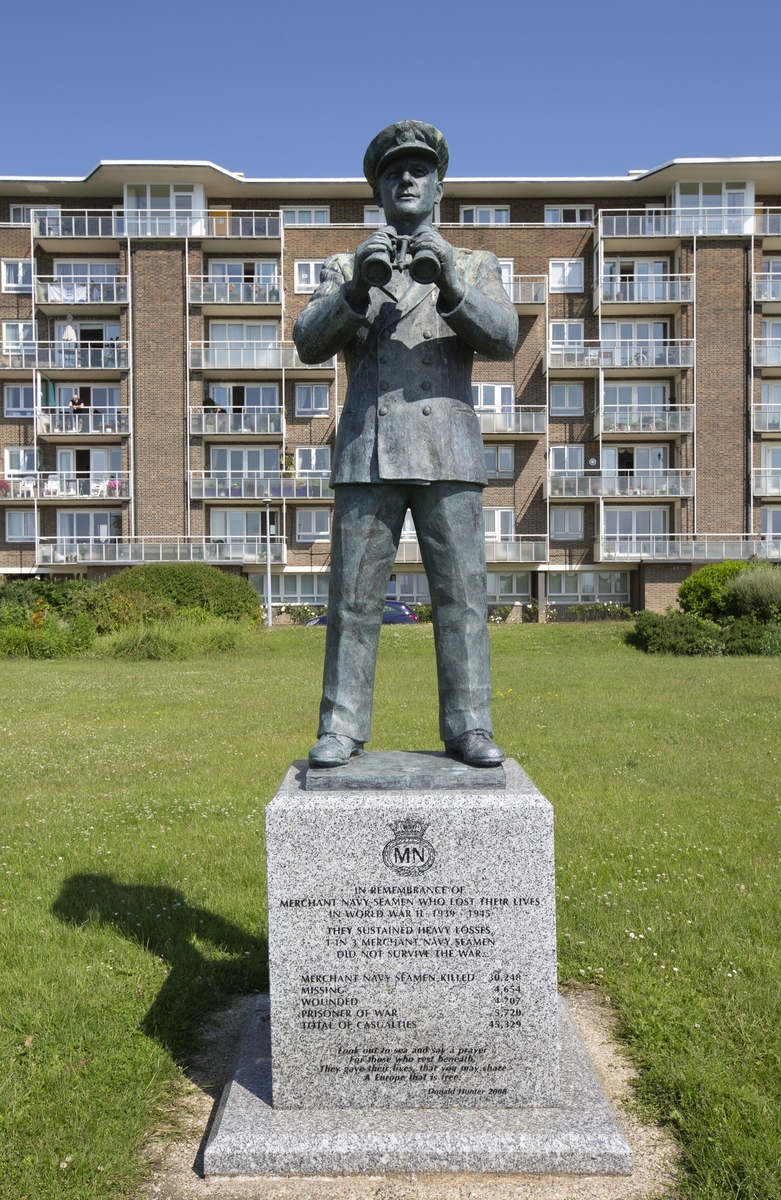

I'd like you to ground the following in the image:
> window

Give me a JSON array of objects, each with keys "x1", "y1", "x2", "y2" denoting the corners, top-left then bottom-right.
[
  {"x1": 209, "y1": 384, "x2": 279, "y2": 412},
  {"x1": 498, "y1": 260, "x2": 514, "y2": 296},
  {"x1": 603, "y1": 383, "x2": 668, "y2": 410},
  {"x1": 484, "y1": 445, "x2": 514, "y2": 477},
  {"x1": 297, "y1": 509, "x2": 331, "y2": 541},
  {"x1": 364, "y1": 207, "x2": 385, "y2": 225},
  {"x1": 550, "y1": 507, "x2": 584, "y2": 540},
  {"x1": 10, "y1": 205, "x2": 60, "y2": 227},
  {"x1": 603, "y1": 508, "x2": 668, "y2": 539},
  {"x1": 472, "y1": 383, "x2": 514, "y2": 411},
  {"x1": 210, "y1": 447, "x2": 280, "y2": 477},
  {"x1": 209, "y1": 321, "x2": 277, "y2": 345},
  {"x1": 545, "y1": 206, "x2": 593, "y2": 225},
  {"x1": 296, "y1": 446, "x2": 331, "y2": 476},
  {"x1": 486, "y1": 572, "x2": 531, "y2": 602},
  {"x1": 761, "y1": 383, "x2": 781, "y2": 410},
  {"x1": 601, "y1": 320, "x2": 668, "y2": 345},
  {"x1": 387, "y1": 572, "x2": 430, "y2": 602},
  {"x1": 208, "y1": 260, "x2": 276, "y2": 283},
  {"x1": 282, "y1": 208, "x2": 329, "y2": 226},
  {"x1": 550, "y1": 384, "x2": 584, "y2": 415},
  {"x1": 548, "y1": 571, "x2": 629, "y2": 604},
  {"x1": 549, "y1": 259, "x2": 584, "y2": 293},
  {"x1": 676, "y1": 182, "x2": 746, "y2": 209},
  {"x1": 759, "y1": 261, "x2": 781, "y2": 302},
  {"x1": 5, "y1": 511, "x2": 37, "y2": 542},
  {"x1": 5, "y1": 448, "x2": 38, "y2": 475},
  {"x1": 211, "y1": 509, "x2": 278, "y2": 541},
  {"x1": 2, "y1": 260, "x2": 32, "y2": 293},
  {"x1": 483, "y1": 508, "x2": 515, "y2": 540},
  {"x1": 550, "y1": 444, "x2": 584, "y2": 472},
  {"x1": 399, "y1": 511, "x2": 417, "y2": 541},
  {"x1": 125, "y1": 184, "x2": 201, "y2": 235},
  {"x1": 295, "y1": 260, "x2": 326, "y2": 293},
  {"x1": 760, "y1": 445, "x2": 781, "y2": 475},
  {"x1": 761, "y1": 508, "x2": 781, "y2": 539},
  {"x1": 4, "y1": 385, "x2": 35, "y2": 417},
  {"x1": 602, "y1": 259, "x2": 671, "y2": 301},
  {"x1": 53, "y1": 385, "x2": 121, "y2": 410},
  {"x1": 3, "y1": 321, "x2": 36, "y2": 348},
  {"x1": 761, "y1": 319, "x2": 781, "y2": 345},
  {"x1": 460, "y1": 207, "x2": 510, "y2": 225},
  {"x1": 549, "y1": 321, "x2": 583, "y2": 346},
  {"x1": 296, "y1": 384, "x2": 329, "y2": 416},
  {"x1": 57, "y1": 511, "x2": 122, "y2": 542},
  {"x1": 250, "y1": 572, "x2": 330, "y2": 605},
  {"x1": 602, "y1": 445, "x2": 668, "y2": 473}
]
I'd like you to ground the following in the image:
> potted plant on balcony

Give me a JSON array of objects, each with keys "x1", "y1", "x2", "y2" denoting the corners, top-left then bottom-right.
[{"x1": 0, "y1": 480, "x2": 10, "y2": 497}]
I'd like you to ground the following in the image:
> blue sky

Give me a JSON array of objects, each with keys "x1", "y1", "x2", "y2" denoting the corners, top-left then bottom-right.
[{"x1": 4, "y1": 0, "x2": 780, "y2": 180}]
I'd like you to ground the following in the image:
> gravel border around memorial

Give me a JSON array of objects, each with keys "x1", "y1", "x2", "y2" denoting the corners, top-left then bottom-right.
[{"x1": 134, "y1": 988, "x2": 679, "y2": 1200}]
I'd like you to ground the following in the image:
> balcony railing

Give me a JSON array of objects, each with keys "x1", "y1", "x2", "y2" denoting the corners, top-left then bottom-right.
[
  {"x1": 753, "y1": 276, "x2": 781, "y2": 303},
  {"x1": 548, "y1": 341, "x2": 693, "y2": 371},
  {"x1": 596, "y1": 535, "x2": 781, "y2": 562},
  {"x1": 189, "y1": 473, "x2": 333, "y2": 500},
  {"x1": 32, "y1": 210, "x2": 281, "y2": 240},
  {"x1": 188, "y1": 342, "x2": 334, "y2": 370},
  {"x1": 753, "y1": 408, "x2": 781, "y2": 433},
  {"x1": 505, "y1": 276, "x2": 546, "y2": 304},
  {"x1": 754, "y1": 340, "x2": 781, "y2": 367},
  {"x1": 0, "y1": 472, "x2": 130, "y2": 500},
  {"x1": 35, "y1": 276, "x2": 128, "y2": 305},
  {"x1": 478, "y1": 408, "x2": 547, "y2": 435},
  {"x1": 396, "y1": 536, "x2": 548, "y2": 564},
  {"x1": 548, "y1": 470, "x2": 694, "y2": 498},
  {"x1": 189, "y1": 408, "x2": 282, "y2": 435},
  {"x1": 598, "y1": 406, "x2": 694, "y2": 435},
  {"x1": 0, "y1": 342, "x2": 128, "y2": 370},
  {"x1": 596, "y1": 276, "x2": 693, "y2": 304},
  {"x1": 600, "y1": 208, "x2": 754, "y2": 238},
  {"x1": 37, "y1": 408, "x2": 130, "y2": 436},
  {"x1": 36, "y1": 536, "x2": 286, "y2": 566},
  {"x1": 753, "y1": 472, "x2": 781, "y2": 496},
  {"x1": 188, "y1": 277, "x2": 280, "y2": 305},
  {"x1": 757, "y1": 211, "x2": 781, "y2": 237}
]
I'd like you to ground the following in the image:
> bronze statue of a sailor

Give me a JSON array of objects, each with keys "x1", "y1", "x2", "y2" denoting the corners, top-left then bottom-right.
[{"x1": 294, "y1": 120, "x2": 518, "y2": 769}]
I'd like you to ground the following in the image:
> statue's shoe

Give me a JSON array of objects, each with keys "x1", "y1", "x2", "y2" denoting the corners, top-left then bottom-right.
[
  {"x1": 445, "y1": 729, "x2": 505, "y2": 766},
  {"x1": 308, "y1": 733, "x2": 365, "y2": 768}
]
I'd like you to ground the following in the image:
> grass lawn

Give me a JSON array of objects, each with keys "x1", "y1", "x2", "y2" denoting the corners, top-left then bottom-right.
[{"x1": 0, "y1": 622, "x2": 779, "y2": 1199}]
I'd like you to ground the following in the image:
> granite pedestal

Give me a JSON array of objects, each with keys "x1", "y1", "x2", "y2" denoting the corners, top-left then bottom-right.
[{"x1": 205, "y1": 753, "x2": 632, "y2": 1176}]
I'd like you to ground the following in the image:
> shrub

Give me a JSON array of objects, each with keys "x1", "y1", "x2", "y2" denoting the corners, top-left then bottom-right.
[
  {"x1": 277, "y1": 604, "x2": 324, "y2": 625},
  {"x1": 629, "y1": 610, "x2": 723, "y2": 656},
  {"x1": 414, "y1": 604, "x2": 433, "y2": 623},
  {"x1": 0, "y1": 577, "x2": 95, "y2": 614},
  {"x1": 759, "y1": 624, "x2": 781, "y2": 656},
  {"x1": 677, "y1": 561, "x2": 748, "y2": 621},
  {"x1": 720, "y1": 615, "x2": 768, "y2": 656},
  {"x1": 66, "y1": 584, "x2": 176, "y2": 634},
  {"x1": 725, "y1": 564, "x2": 781, "y2": 622},
  {"x1": 0, "y1": 612, "x2": 94, "y2": 658},
  {"x1": 103, "y1": 563, "x2": 261, "y2": 619},
  {"x1": 568, "y1": 602, "x2": 632, "y2": 623}
]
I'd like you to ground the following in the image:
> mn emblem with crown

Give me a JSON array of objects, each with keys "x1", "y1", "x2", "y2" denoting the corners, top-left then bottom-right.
[{"x1": 382, "y1": 815, "x2": 436, "y2": 876}]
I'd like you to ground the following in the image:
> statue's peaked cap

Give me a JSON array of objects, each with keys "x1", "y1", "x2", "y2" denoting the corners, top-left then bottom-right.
[{"x1": 363, "y1": 121, "x2": 449, "y2": 190}]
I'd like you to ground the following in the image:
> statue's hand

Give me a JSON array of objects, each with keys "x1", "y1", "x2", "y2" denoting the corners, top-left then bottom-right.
[
  {"x1": 345, "y1": 226, "x2": 396, "y2": 307},
  {"x1": 409, "y1": 226, "x2": 465, "y2": 309}
]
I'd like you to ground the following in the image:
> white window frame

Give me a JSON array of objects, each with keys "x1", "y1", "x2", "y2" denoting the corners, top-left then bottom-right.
[
  {"x1": 2, "y1": 260, "x2": 33, "y2": 293},
  {"x1": 251, "y1": 571, "x2": 330, "y2": 605},
  {"x1": 486, "y1": 571, "x2": 531, "y2": 602},
  {"x1": 547, "y1": 570, "x2": 629, "y2": 604},
  {"x1": 549, "y1": 258, "x2": 584, "y2": 293},
  {"x1": 460, "y1": 206, "x2": 510, "y2": 225},
  {"x1": 603, "y1": 507, "x2": 668, "y2": 538},
  {"x1": 2, "y1": 321, "x2": 36, "y2": 348},
  {"x1": 296, "y1": 508, "x2": 331, "y2": 542},
  {"x1": 4, "y1": 384, "x2": 35, "y2": 417},
  {"x1": 472, "y1": 383, "x2": 514, "y2": 411},
  {"x1": 294, "y1": 260, "x2": 327, "y2": 293},
  {"x1": 544, "y1": 205, "x2": 594, "y2": 225},
  {"x1": 602, "y1": 444, "x2": 669, "y2": 472},
  {"x1": 761, "y1": 507, "x2": 781, "y2": 538},
  {"x1": 498, "y1": 259, "x2": 514, "y2": 297},
  {"x1": 364, "y1": 206, "x2": 385, "y2": 225},
  {"x1": 210, "y1": 446, "x2": 281, "y2": 477},
  {"x1": 4, "y1": 447, "x2": 38, "y2": 476},
  {"x1": 484, "y1": 444, "x2": 514, "y2": 478},
  {"x1": 10, "y1": 205, "x2": 60, "y2": 226},
  {"x1": 388, "y1": 572, "x2": 430, "y2": 602},
  {"x1": 5, "y1": 510, "x2": 37, "y2": 542},
  {"x1": 210, "y1": 509, "x2": 278, "y2": 541},
  {"x1": 57, "y1": 511, "x2": 122, "y2": 542},
  {"x1": 208, "y1": 321, "x2": 278, "y2": 345},
  {"x1": 760, "y1": 382, "x2": 781, "y2": 411},
  {"x1": 295, "y1": 384, "x2": 330, "y2": 417},
  {"x1": 549, "y1": 321, "x2": 584, "y2": 347},
  {"x1": 550, "y1": 444, "x2": 585, "y2": 472},
  {"x1": 282, "y1": 208, "x2": 330, "y2": 226},
  {"x1": 483, "y1": 508, "x2": 515, "y2": 541},
  {"x1": 550, "y1": 507, "x2": 584, "y2": 541},
  {"x1": 296, "y1": 446, "x2": 331, "y2": 476},
  {"x1": 209, "y1": 383, "x2": 279, "y2": 412},
  {"x1": 549, "y1": 383, "x2": 584, "y2": 415},
  {"x1": 603, "y1": 382, "x2": 669, "y2": 410}
]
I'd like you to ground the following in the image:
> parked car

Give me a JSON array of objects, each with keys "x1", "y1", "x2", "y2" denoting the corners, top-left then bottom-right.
[{"x1": 306, "y1": 601, "x2": 418, "y2": 627}]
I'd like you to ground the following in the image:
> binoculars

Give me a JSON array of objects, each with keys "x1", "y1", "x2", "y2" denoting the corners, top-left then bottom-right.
[{"x1": 362, "y1": 233, "x2": 441, "y2": 288}]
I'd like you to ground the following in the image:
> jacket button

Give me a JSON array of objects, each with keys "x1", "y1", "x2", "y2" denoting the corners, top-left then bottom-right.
[
  {"x1": 378, "y1": 405, "x2": 389, "y2": 416},
  {"x1": 379, "y1": 380, "x2": 389, "y2": 390},
  {"x1": 422, "y1": 354, "x2": 432, "y2": 365},
  {"x1": 379, "y1": 355, "x2": 389, "y2": 364},
  {"x1": 422, "y1": 404, "x2": 432, "y2": 415},
  {"x1": 421, "y1": 380, "x2": 431, "y2": 390},
  {"x1": 423, "y1": 330, "x2": 432, "y2": 339}
]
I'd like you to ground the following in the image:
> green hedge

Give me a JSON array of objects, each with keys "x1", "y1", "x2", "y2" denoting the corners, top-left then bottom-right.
[
  {"x1": 103, "y1": 563, "x2": 261, "y2": 619},
  {"x1": 677, "y1": 560, "x2": 749, "y2": 620},
  {"x1": 630, "y1": 610, "x2": 781, "y2": 657}
]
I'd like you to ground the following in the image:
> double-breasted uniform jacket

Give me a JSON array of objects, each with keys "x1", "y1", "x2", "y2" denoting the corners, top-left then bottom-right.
[{"x1": 293, "y1": 247, "x2": 519, "y2": 485}]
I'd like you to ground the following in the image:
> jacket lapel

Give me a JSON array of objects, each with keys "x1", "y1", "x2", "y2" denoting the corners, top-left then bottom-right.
[{"x1": 372, "y1": 274, "x2": 435, "y2": 334}]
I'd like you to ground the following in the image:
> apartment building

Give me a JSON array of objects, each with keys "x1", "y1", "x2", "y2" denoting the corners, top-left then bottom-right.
[{"x1": 1, "y1": 157, "x2": 780, "y2": 613}]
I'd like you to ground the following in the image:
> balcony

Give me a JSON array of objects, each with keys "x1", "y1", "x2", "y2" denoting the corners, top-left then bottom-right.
[
  {"x1": 189, "y1": 408, "x2": 282, "y2": 437},
  {"x1": 33, "y1": 210, "x2": 124, "y2": 250},
  {"x1": 596, "y1": 275, "x2": 693, "y2": 314},
  {"x1": 753, "y1": 340, "x2": 781, "y2": 372},
  {"x1": 189, "y1": 473, "x2": 333, "y2": 501},
  {"x1": 600, "y1": 208, "x2": 753, "y2": 248},
  {"x1": 0, "y1": 472, "x2": 131, "y2": 501},
  {"x1": 37, "y1": 408, "x2": 130, "y2": 437},
  {"x1": 478, "y1": 408, "x2": 546, "y2": 437},
  {"x1": 753, "y1": 472, "x2": 781, "y2": 497},
  {"x1": 505, "y1": 276, "x2": 546, "y2": 312},
  {"x1": 757, "y1": 210, "x2": 781, "y2": 249},
  {"x1": 753, "y1": 408, "x2": 781, "y2": 435},
  {"x1": 36, "y1": 536, "x2": 286, "y2": 567},
  {"x1": 188, "y1": 341, "x2": 334, "y2": 376},
  {"x1": 546, "y1": 470, "x2": 694, "y2": 499},
  {"x1": 32, "y1": 209, "x2": 282, "y2": 250},
  {"x1": 396, "y1": 536, "x2": 548, "y2": 564},
  {"x1": 0, "y1": 342, "x2": 129, "y2": 372},
  {"x1": 595, "y1": 535, "x2": 781, "y2": 563},
  {"x1": 35, "y1": 276, "x2": 128, "y2": 313},
  {"x1": 188, "y1": 276, "x2": 281, "y2": 316},
  {"x1": 597, "y1": 406, "x2": 694, "y2": 436},
  {"x1": 547, "y1": 341, "x2": 693, "y2": 375},
  {"x1": 753, "y1": 275, "x2": 781, "y2": 312}
]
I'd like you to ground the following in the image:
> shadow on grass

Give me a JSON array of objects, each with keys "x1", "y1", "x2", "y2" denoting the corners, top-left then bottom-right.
[{"x1": 51, "y1": 873, "x2": 268, "y2": 1064}]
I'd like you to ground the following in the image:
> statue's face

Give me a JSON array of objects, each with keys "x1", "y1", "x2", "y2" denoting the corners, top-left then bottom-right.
[{"x1": 375, "y1": 156, "x2": 443, "y2": 225}]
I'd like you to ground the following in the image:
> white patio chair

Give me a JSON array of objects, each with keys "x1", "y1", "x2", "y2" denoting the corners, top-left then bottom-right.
[{"x1": 43, "y1": 474, "x2": 61, "y2": 498}]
